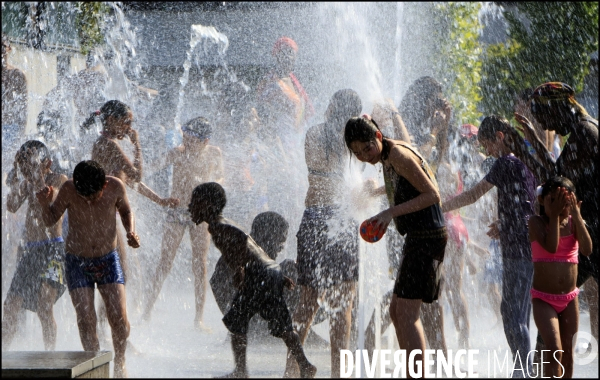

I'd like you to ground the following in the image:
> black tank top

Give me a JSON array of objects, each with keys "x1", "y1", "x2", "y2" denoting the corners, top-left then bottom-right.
[{"x1": 381, "y1": 139, "x2": 445, "y2": 235}]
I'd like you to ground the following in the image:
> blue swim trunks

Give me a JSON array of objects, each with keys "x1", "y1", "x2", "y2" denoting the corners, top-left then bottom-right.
[{"x1": 65, "y1": 249, "x2": 125, "y2": 290}]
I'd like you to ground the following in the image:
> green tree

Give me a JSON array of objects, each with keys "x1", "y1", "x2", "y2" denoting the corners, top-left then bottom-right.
[
  {"x1": 433, "y1": 2, "x2": 484, "y2": 126},
  {"x1": 480, "y1": 2, "x2": 599, "y2": 118},
  {"x1": 75, "y1": 2, "x2": 110, "y2": 56}
]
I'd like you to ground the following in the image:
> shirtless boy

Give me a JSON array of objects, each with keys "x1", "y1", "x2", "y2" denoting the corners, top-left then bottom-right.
[
  {"x1": 143, "y1": 117, "x2": 223, "y2": 329},
  {"x1": 36, "y1": 160, "x2": 140, "y2": 378},
  {"x1": 3, "y1": 141, "x2": 67, "y2": 351},
  {"x1": 188, "y1": 182, "x2": 316, "y2": 378}
]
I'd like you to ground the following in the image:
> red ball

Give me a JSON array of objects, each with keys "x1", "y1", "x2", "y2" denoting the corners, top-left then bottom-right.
[{"x1": 360, "y1": 219, "x2": 385, "y2": 243}]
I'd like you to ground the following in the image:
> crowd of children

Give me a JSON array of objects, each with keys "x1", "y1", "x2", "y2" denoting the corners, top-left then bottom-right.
[{"x1": 2, "y1": 31, "x2": 598, "y2": 379}]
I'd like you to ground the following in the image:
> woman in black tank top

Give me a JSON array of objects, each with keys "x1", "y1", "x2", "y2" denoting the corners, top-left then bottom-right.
[{"x1": 344, "y1": 115, "x2": 447, "y2": 375}]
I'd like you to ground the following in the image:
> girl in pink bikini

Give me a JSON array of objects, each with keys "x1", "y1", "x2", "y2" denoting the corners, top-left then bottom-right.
[{"x1": 529, "y1": 176, "x2": 592, "y2": 378}]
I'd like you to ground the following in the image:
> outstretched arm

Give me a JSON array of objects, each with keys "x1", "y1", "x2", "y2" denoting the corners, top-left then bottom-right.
[
  {"x1": 132, "y1": 181, "x2": 179, "y2": 207},
  {"x1": 442, "y1": 179, "x2": 494, "y2": 213},
  {"x1": 115, "y1": 180, "x2": 141, "y2": 248}
]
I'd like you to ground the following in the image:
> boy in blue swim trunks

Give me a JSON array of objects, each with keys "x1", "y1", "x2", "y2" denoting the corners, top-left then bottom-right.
[
  {"x1": 36, "y1": 160, "x2": 140, "y2": 378},
  {"x1": 188, "y1": 182, "x2": 316, "y2": 378},
  {"x1": 3, "y1": 140, "x2": 67, "y2": 351}
]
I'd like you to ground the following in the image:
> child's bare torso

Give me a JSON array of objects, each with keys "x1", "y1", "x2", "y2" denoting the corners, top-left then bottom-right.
[
  {"x1": 170, "y1": 144, "x2": 222, "y2": 203},
  {"x1": 532, "y1": 216, "x2": 578, "y2": 294},
  {"x1": 60, "y1": 178, "x2": 123, "y2": 258}
]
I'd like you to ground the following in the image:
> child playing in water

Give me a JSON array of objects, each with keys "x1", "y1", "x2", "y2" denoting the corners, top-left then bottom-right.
[
  {"x1": 442, "y1": 115, "x2": 537, "y2": 376},
  {"x1": 84, "y1": 100, "x2": 178, "y2": 313},
  {"x1": 188, "y1": 182, "x2": 316, "y2": 378},
  {"x1": 143, "y1": 116, "x2": 223, "y2": 329},
  {"x1": 36, "y1": 160, "x2": 140, "y2": 378},
  {"x1": 2, "y1": 141, "x2": 67, "y2": 351},
  {"x1": 344, "y1": 115, "x2": 447, "y2": 376},
  {"x1": 529, "y1": 176, "x2": 592, "y2": 378}
]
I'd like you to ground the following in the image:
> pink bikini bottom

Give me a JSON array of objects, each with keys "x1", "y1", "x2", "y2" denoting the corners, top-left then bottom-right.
[{"x1": 531, "y1": 288, "x2": 580, "y2": 314}]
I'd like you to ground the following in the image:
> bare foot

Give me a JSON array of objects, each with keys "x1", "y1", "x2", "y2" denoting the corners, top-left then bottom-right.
[
  {"x1": 299, "y1": 363, "x2": 317, "y2": 379},
  {"x1": 283, "y1": 359, "x2": 300, "y2": 378},
  {"x1": 195, "y1": 320, "x2": 214, "y2": 333},
  {"x1": 113, "y1": 362, "x2": 128, "y2": 378}
]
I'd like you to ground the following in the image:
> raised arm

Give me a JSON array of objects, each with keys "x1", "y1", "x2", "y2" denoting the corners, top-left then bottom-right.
[
  {"x1": 570, "y1": 193, "x2": 593, "y2": 256},
  {"x1": 6, "y1": 168, "x2": 28, "y2": 213},
  {"x1": 442, "y1": 178, "x2": 494, "y2": 213},
  {"x1": 509, "y1": 114, "x2": 555, "y2": 182}
]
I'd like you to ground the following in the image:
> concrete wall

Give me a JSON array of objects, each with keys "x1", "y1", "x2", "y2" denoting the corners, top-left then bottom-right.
[{"x1": 7, "y1": 45, "x2": 87, "y2": 136}]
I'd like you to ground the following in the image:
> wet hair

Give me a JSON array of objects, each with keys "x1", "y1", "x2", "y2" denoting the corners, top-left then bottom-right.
[
  {"x1": 538, "y1": 176, "x2": 575, "y2": 217},
  {"x1": 344, "y1": 116, "x2": 382, "y2": 151},
  {"x1": 191, "y1": 182, "x2": 227, "y2": 214},
  {"x1": 478, "y1": 115, "x2": 511, "y2": 142},
  {"x1": 16, "y1": 140, "x2": 51, "y2": 168},
  {"x1": 328, "y1": 89, "x2": 363, "y2": 126},
  {"x1": 182, "y1": 116, "x2": 213, "y2": 140},
  {"x1": 250, "y1": 211, "x2": 289, "y2": 260},
  {"x1": 80, "y1": 100, "x2": 132, "y2": 131},
  {"x1": 399, "y1": 76, "x2": 444, "y2": 144},
  {"x1": 73, "y1": 160, "x2": 106, "y2": 196}
]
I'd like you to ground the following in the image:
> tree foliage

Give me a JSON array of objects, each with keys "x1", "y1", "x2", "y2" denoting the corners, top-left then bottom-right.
[
  {"x1": 480, "y1": 2, "x2": 599, "y2": 118},
  {"x1": 75, "y1": 2, "x2": 110, "y2": 55},
  {"x1": 433, "y1": 2, "x2": 484, "y2": 127}
]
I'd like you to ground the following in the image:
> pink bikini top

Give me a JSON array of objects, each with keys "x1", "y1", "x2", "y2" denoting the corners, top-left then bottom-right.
[{"x1": 531, "y1": 216, "x2": 579, "y2": 264}]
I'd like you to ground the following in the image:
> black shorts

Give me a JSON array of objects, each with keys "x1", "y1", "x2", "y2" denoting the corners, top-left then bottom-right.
[
  {"x1": 8, "y1": 238, "x2": 67, "y2": 312},
  {"x1": 296, "y1": 206, "x2": 359, "y2": 289},
  {"x1": 222, "y1": 262, "x2": 293, "y2": 338},
  {"x1": 393, "y1": 228, "x2": 448, "y2": 303}
]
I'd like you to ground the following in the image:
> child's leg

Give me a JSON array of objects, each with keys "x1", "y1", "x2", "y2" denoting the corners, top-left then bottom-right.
[
  {"x1": 1, "y1": 291, "x2": 25, "y2": 351},
  {"x1": 421, "y1": 298, "x2": 448, "y2": 353},
  {"x1": 284, "y1": 285, "x2": 320, "y2": 377},
  {"x1": 98, "y1": 283, "x2": 130, "y2": 378},
  {"x1": 390, "y1": 295, "x2": 425, "y2": 376},
  {"x1": 501, "y1": 258, "x2": 534, "y2": 375},
  {"x1": 327, "y1": 281, "x2": 356, "y2": 378},
  {"x1": 190, "y1": 222, "x2": 210, "y2": 327},
  {"x1": 558, "y1": 297, "x2": 579, "y2": 379},
  {"x1": 227, "y1": 333, "x2": 249, "y2": 378},
  {"x1": 365, "y1": 290, "x2": 394, "y2": 355},
  {"x1": 532, "y1": 298, "x2": 562, "y2": 378},
  {"x1": 143, "y1": 222, "x2": 186, "y2": 320},
  {"x1": 36, "y1": 282, "x2": 58, "y2": 351},
  {"x1": 444, "y1": 240, "x2": 470, "y2": 350},
  {"x1": 69, "y1": 287, "x2": 100, "y2": 351},
  {"x1": 281, "y1": 330, "x2": 317, "y2": 378}
]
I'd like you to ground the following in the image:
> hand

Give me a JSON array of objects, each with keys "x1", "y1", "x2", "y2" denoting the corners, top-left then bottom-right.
[
  {"x1": 430, "y1": 99, "x2": 451, "y2": 134},
  {"x1": 487, "y1": 220, "x2": 501, "y2": 239},
  {"x1": 36, "y1": 185, "x2": 54, "y2": 205},
  {"x1": 543, "y1": 186, "x2": 569, "y2": 218},
  {"x1": 283, "y1": 276, "x2": 295, "y2": 290},
  {"x1": 126, "y1": 231, "x2": 141, "y2": 248},
  {"x1": 367, "y1": 209, "x2": 393, "y2": 235},
  {"x1": 127, "y1": 128, "x2": 139, "y2": 144},
  {"x1": 161, "y1": 197, "x2": 180, "y2": 208},
  {"x1": 6, "y1": 167, "x2": 19, "y2": 187},
  {"x1": 568, "y1": 192, "x2": 582, "y2": 217},
  {"x1": 513, "y1": 113, "x2": 536, "y2": 141}
]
